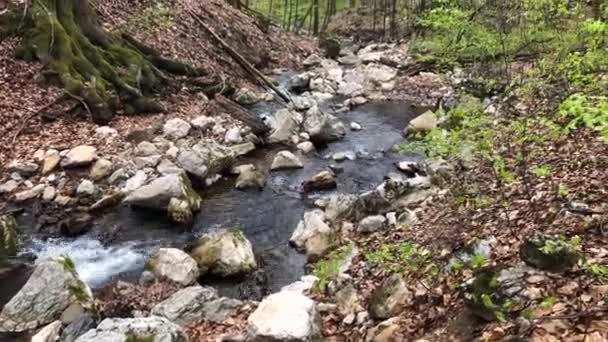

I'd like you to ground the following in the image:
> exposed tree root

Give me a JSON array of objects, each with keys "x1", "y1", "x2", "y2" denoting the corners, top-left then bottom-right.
[{"x1": 11, "y1": 0, "x2": 209, "y2": 124}]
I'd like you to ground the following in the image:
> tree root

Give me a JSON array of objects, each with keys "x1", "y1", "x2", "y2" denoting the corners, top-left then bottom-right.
[{"x1": 12, "y1": 0, "x2": 212, "y2": 124}]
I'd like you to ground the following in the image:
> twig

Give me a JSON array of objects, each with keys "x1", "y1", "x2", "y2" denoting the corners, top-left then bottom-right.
[{"x1": 185, "y1": 6, "x2": 291, "y2": 103}]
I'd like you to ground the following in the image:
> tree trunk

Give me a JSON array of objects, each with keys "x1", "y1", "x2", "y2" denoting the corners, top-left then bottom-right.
[
  {"x1": 15, "y1": 0, "x2": 207, "y2": 124},
  {"x1": 312, "y1": 0, "x2": 319, "y2": 35}
]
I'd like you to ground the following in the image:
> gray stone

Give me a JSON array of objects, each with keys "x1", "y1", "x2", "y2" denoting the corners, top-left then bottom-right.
[
  {"x1": 133, "y1": 155, "x2": 162, "y2": 169},
  {"x1": 74, "y1": 317, "x2": 185, "y2": 342},
  {"x1": 235, "y1": 165, "x2": 265, "y2": 190},
  {"x1": 14, "y1": 184, "x2": 45, "y2": 202},
  {"x1": 271, "y1": 151, "x2": 304, "y2": 170},
  {"x1": 191, "y1": 116, "x2": 216, "y2": 130},
  {"x1": 338, "y1": 54, "x2": 360, "y2": 66},
  {"x1": 363, "y1": 63, "x2": 397, "y2": 83},
  {"x1": 324, "y1": 193, "x2": 357, "y2": 222},
  {"x1": 224, "y1": 127, "x2": 243, "y2": 145},
  {"x1": 190, "y1": 228, "x2": 256, "y2": 276},
  {"x1": 41, "y1": 150, "x2": 61, "y2": 174},
  {"x1": 297, "y1": 141, "x2": 315, "y2": 154},
  {"x1": 247, "y1": 291, "x2": 320, "y2": 342},
  {"x1": 8, "y1": 160, "x2": 38, "y2": 176},
  {"x1": 157, "y1": 159, "x2": 183, "y2": 175},
  {"x1": 42, "y1": 186, "x2": 56, "y2": 201},
  {"x1": 61, "y1": 146, "x2": 97, "y2": 168},
  {"x1": 337, "y1": 82, "x2": 363, "y2": 97},
  {"x1": 0, "y1": 180, "x2": 19, "y2": 193},
  {"x1": 108, "y1": 168, "x2": 128, "y2": 185},
  {"x1": 61, "y1": 314, "x2": 95, "y2": 342},
  {"x1": 267, "y1": 109, "x2": 302, "y2": 144},
  {"x1": 146, "y1": 248, "x2": 199, "y2": 286},
  {"x1": 163, "y1": 118, "x2": 191, "y2": 140},
  {"x1": 303, "y1": 54, "x2": 322, "y2": 67},
  {"x1": 369, "y1": 274, "x2": 411, "y2": 319},
  {"x1": 290, "y1": 210, "x2": 334, "y2": 261},
  {"x1": 135, "y1": 141, "x2": 158, "y2": 156},
  {"x1": 123, "y1": 170, "x2": 147, "y2": 193},
  {"x1": 31, "y1": 320, "x2": 62, "y2": 342},
  {"x1": 350, "y1": 122, "x2": 362, "y2": 131},
  {"x1": 303, "y1": 106, "x2": 346, "y2": 143},
  {"x1": 291, "y1": 96, "x2": 315, "y2": 111},
  {"x1": 290, "y1": 72, "x2": 312, "y2": 91},
  {"x1": 151, "y1": 285, "x2": 242, "y2": 325},
  {"x1": 332, "y1": 151, "x2": 356, "y2": 162},
  {"x1": 404, "y1": 110, "x2": 438, "y2": 135},
  {"x1": 228, "y1": 142, "x2": 256, "y2": 157},
  {"x1": 302, "y1": 170, "x2": 336, "y2": 192},
  {"x1": 280, "y1": 275, "x2": 319, "y2": 294},
  {"x1": 89, "y1": 159, "x2": 113, "y2": 180},
  {"x1": 0, "y1": 257, "x2": 93, "y2": 332},
  {"x1": 358, "y1": 215, "x2": 387, "y2": 233},
  {"x1": 177, "y1": 142, "x2": 234, "y2": 181},
  {"x1": 123, "y1": 174, "x2": 201, "y2": 220},
  {"x1": 76, "y1": 180, "x2": 95, "y2": 196}
]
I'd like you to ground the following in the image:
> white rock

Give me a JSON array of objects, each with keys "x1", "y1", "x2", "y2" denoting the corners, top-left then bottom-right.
[
  {"x1": 54, "y1": 195, "x2": 73, "y2": 206},
  {"x1": 33, "y1": 149, "x2": 45, "y2": 162},
  {"x1": 8, "y1": 160, "x2": 38, "y2": 176},
  {"x1": 212, "y1": 124, "x2": 226, "y2": 136},
  {"x1": 76, "y1": 180, "x2": 95, "y2": 196},
  {"x1": 280, "y1": 275, "x2": 319, "y2": 294},
  {"x1": 14, "y1": 184, "x2": 45, "y2": 202},
  {"x1": 303, "y1": 54, "x2": 322, "y2": 67},
  {"x1": 0, "y1": 180, "x2": 19, "y2": 194},
  {"x1": 89, "y1": 159, "x2": 113, "y2": 180},
  {"x1": 297, "y1": 141, "x2": 315, "y2": 154},
  {"x1": 146, "y1": 248, "x2": 199, "y2": 286},
  {"x1": 386, "y1": 212, "x2": 397, "y2": 226},
  {"x1": 42, "y1": 186, "x2": 56, "y2": 201},
  {"x1": 224, "y1": 127, "x2": 243, "y2": 145},
  {"x1": 290, "y1": 210, "x2": 334, "y2": 260},
  {"x1": 94, "y1": 126, "x2": 118, "y2": 138},
  {"x1": 271, "y1": 151, "x2": 304, "y2": 170},
  {"x1": 350, "y1": 122, "x2": 362, "y2": 131},
  {"x1": 134, "y1": 155, "x2": 162, "y2": 169},
  {"x1": 248, "y1": 291, "x2": 320, "y2": 341},
  {"x1": 163, "y1": 118, "x2": 191, "y2": 140},
  {"x1": 358, "y1": 215, "x2": 387, "y2": 233},
  {"x1": 31, "y1": 320, "x2": 62, "y2": 342},
  {"x1": 190, "y1": 228, "x2": 256, "y2": 276},
  {"x1": 165, "y1": 146, "x2": 179, "y2": 159},
  {"x1": 135, "y1": 141, "x2": 158, "y2": 156},
  {"x1": 123, "y1": 170, "x2": 147, "y2": 193},
  {"x1": 74, "y1": 317, "x2": 184, "y2": 342},
  {"x1": 157, "y1": 159, "x2": 183, "y2": 175},
  {"x1": 61, "y1": 146, "x2": 97, "y2": 168},
  {"x1": 405, "y1": 110, "x2": 438, "y2": 134},
  {"x1": 191, "y1": 115, "x2": 215, "y2": 130},
  {"x1": 332, "y1": 151, "x2": 356, "y2": 162}
]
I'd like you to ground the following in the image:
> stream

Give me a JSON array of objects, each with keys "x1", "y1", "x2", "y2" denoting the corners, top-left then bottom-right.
[{"x1": 0, "y1": 84, "x2": 426, "y2": 313}]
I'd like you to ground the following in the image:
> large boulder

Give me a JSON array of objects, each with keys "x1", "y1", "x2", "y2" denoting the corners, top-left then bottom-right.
[
  {"x1": 302, "y1": 106, "x2": 346, "y2": 144},
  {"x1": 123, "y1": 174, "x2": 201, "y2": 224},
  {"x1": 0, "y1": 257, "x2": 93, "y2": 332},
  {"x1": 271, "y1": 151, "x2": 304, "y2": 170},
  {"x1": 190, "y1": 228, "x2": 257, "y2": 276},
  {"x1": 151, "y1": 285, "x2": 242, "y2": 325},
  {"x1": 0, "y1": 214, "x2": 18, "y2": 263},
  {"x1": 61, "y1": 146, "x2": 97, "y2": 168},
  {"x1": 290, "y1": 210, "x2": 335, "y2": 261},
  {"x1": 289, "y1": 72, "x2": 313, "y2": 92},
  {"x1": 146, "y1": 248, "x2": 199, "y2": 286},
  {"x1": 267, "y1": 109, "x2": 302, "y2": 144},
  {"x1": 247, "y1": 290, "x2": 321, "y2": 341},
  {"x1": 362, "y1": 63, "x2": 398, "y2": 83},
  {"x1": 75, "y1": 317, "x2": 186, "y2": 342},
  {"x1": 177, "y1": 142, "x2": 234, "y2": 181}
]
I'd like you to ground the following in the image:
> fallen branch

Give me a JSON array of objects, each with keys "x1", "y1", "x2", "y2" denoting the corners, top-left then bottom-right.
[
  {"x1": 185, "y1": 7, "x2": 291, "y2": 103},
  {"x1": 214, "y1": 95, "x2": 269, "y2": 135}
]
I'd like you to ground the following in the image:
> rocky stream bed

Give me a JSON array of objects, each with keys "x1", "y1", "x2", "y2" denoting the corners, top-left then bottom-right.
[{"x1": 0, "y1": 43, "x2": 455, "y2": 341}]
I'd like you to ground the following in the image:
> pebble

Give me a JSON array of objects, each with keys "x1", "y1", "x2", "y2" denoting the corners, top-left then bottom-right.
[{"x1": 350, "y1": 122, "x2": 362, "y2": 131}]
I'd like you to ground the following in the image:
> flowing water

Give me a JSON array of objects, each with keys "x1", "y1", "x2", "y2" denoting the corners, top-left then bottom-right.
[{"x1": 0, "y1": 95, "x2": 426, "y2": 324}]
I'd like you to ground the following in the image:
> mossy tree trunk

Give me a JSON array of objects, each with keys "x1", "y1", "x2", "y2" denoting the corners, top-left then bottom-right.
[{"x1": 15, "y1": 0, "x2": 207, "y2": 124}]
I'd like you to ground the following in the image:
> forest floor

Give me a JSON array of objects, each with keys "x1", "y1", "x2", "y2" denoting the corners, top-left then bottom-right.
[{"x1": 0, "y1": 0, "x2": 315, "y2": 166}]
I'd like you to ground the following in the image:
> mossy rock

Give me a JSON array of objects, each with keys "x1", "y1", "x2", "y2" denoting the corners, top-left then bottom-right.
[
  {"x1": 167, "y1": 197, "x2": 193, "y2": 224},
  {"x1": 520, "y1": 232, "x2": 581, "y2": 273},
  {"x1": 0, "y1": 214, "x2": 18, "y2": 263},
  {"x1": 319, "y1": 36, "x2": 341, "y2": 59},
  {"x1": 190, "y1": 228, "x2": 256, "y2": 276}
]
